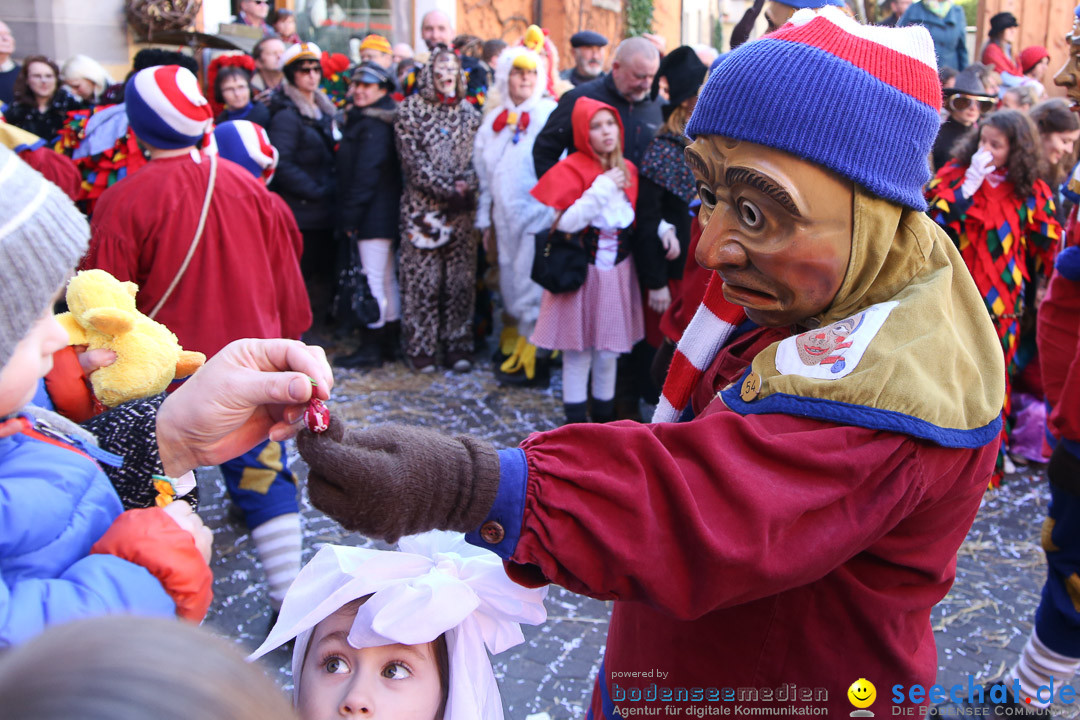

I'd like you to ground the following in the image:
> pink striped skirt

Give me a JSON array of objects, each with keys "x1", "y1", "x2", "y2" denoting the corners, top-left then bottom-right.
[{"x1": 530, "y1": 258, "x2": 645, "y2": 353}]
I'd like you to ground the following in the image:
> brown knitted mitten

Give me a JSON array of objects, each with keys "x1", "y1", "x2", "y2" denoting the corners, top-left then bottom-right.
[{"x1": 297, "y1": 418, "x2": 501, "y2": 543}]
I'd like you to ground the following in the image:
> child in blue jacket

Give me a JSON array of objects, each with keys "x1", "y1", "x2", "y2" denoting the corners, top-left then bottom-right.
[{"x1": 0, "y1": 144, "x2": 213, "y2": 646}]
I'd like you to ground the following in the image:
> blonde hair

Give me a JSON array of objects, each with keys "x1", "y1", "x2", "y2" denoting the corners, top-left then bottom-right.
[
  {"x1": 60, "y1": 54, "x2": 113, "y2": 99},
  {"x1": 660, "y1": 100, "x2": 694, "y2": 136},
  {"x1": 0, "y1": 616, "x2": 296, "y2": 720},
  {"x1": 592, "y1": 108, "x2": 629, "y2": 177}
]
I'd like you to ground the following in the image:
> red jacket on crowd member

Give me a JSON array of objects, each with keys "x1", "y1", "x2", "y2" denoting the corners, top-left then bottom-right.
[
  {"x1": 981, "y1": 42, "x2": 1022, "y2": 76},
  {"x1": 83, "y1": 153, "x2": 311, "y2": 358}
]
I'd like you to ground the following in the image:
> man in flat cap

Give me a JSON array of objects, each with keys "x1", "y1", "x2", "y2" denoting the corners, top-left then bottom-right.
[{"x1": 561, "y1": 30, "x2": 609, "y2": 87}]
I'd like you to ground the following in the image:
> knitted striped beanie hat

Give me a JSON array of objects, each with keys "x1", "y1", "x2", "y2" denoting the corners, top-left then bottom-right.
[
  {"x1": 214, "y1": 120, "x2": 278, "y2": 184},
  {"x1": 125, "y1": 65, "x2": 214, "y2": 150},
  {"x1": 685, "y1": 5, "x2": 940, "y2": 211}
]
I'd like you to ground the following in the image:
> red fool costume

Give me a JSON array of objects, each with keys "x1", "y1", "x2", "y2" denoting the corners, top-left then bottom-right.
[
  {"x1": 463, "y1": 10, "x2": 1005, "y2": 718},
  {"x1": 85, "y1": 153, "x2": 311, "y2": 357}
]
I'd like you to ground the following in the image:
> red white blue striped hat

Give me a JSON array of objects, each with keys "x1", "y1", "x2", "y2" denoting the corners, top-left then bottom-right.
[
  {"x1": 213, "y1": 120, "x2": 278, "y2": 184},
  {"x1": 125, "y1": 65, "x2": 214, "y2": 150},
  {"x1": 686, "y1": 6, "x2": 940, "y2": 211}
]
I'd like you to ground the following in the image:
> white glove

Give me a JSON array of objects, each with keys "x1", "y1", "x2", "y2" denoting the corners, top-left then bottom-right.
[
  {"x1": 658, "y1": 221, "x2": 680, "y2": 261},
  {"x1": 648, "y1": 286, "x2": 672, "y2": 314},
  {"x1": 162, "y1": 500, "x2": 214, "y2": 564},
  {"x1": 960, "y1": 148, "x2": 996, "y2": 199}
]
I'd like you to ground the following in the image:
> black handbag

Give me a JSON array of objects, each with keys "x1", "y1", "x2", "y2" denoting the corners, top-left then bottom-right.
[
  {"x1": 531, "y1": 225, "x2": 588, "y2": 294},
  {"x1": 334, "y1": 236, "x2": 382, "y2": 328}
]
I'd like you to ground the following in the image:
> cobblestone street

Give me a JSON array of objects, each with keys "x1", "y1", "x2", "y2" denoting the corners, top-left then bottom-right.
[{"x1": 200, "y1": 353, "x2": 1063, "y2": 718}]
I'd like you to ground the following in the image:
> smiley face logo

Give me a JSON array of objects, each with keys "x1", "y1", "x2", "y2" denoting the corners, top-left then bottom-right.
[{"x1": 848, "y1": 678, "x2": 876, "y2": 709}]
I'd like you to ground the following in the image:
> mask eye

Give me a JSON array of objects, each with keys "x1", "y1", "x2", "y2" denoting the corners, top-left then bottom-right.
[
  {"x1": 698, "y1": 184, "x2": 717, "y2": 207},
  {"x1": 737, "y1": 198, "x2": 763, "y2": 229}
]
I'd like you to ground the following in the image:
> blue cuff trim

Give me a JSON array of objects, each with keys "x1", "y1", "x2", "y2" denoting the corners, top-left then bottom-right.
[
  {"x1": 465, "y1": 448, "x2": 527, "y2": 560},
  {"x1": 720, "y1": 368, "x2": 1002, "y2": 449},
  {"x1": 1055, "y1": 246, "x2": 1080, "y2": 282},
  {"x1": 1064, "y1": 438, "x2": 1080, "y2": 461}
]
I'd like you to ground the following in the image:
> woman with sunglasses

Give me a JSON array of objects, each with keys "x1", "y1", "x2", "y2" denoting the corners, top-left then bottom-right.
[
  {"x1": 932, "y1": 66, "x2": 997, "y2": 172},
  {"x1": 268, "y1": 42, "x2": 341, "y2": 330},
  {"x1": 926, "y1": 110, "x2": 1062, "y2": 481}
]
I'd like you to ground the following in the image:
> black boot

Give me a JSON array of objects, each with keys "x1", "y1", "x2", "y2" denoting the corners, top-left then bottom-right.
[
  {"x1": 381, "y1": 321, "x2": 402, "y2": 362},
  {"x1": 591, "y1": 399, "x2": 615, "y2": 423},
  {"x1": 563, "y1": 401, "x2": 588, "y2": 425},
  {"x1": 335, "y1": 327, "x2": 384, "y2": 369}
]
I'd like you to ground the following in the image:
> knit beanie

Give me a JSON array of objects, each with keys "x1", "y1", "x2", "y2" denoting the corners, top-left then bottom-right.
[
  {"x1": 359, "y1": 33, "x2": 391, "y2": 55},
  {"x1": 0, "y1": 144, "x2": 89, "y2": 369},
  {"x1": 125, "y1": 65, "x2": 214, "y2": 150},
  {"x1": 1019, "y1": 45, "x2": 1050, "y2": 74},
  {"x1": 214, "y1": 120, "x2": 278, "y2": 184},
  {"x1": 685, "y1": 5, "x2": 940, "y2": 211}
]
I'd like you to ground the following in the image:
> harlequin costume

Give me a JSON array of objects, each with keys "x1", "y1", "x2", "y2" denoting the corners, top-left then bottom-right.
[{"x1": 926, "y1": 159, "x2": 1061, "y2": 480}]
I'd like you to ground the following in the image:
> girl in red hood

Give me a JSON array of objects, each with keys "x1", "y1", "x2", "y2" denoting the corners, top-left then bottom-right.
[{"x1": 530, "y1": 97, "x2": 645, "y2": 424}]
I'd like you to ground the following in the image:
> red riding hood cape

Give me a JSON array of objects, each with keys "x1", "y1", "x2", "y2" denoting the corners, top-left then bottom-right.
[{"x1": 530, "y1": 96, "x2": 638, "y2": 211}]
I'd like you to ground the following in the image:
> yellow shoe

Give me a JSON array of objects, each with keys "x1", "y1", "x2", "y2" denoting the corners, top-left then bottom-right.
[
  {"x1": 500, "y1": 336, "x2": 528, "y2": 374},
  {"x1": 499, "y1": 326, "x2": 519, "y2": 358},
  {"x1": 520, "y1": 342, "x2": 538, "y2": 380}
]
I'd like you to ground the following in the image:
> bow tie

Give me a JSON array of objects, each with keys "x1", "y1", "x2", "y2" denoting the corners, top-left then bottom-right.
[{"x1": 492, "y1": 109, "x2": 530, "y2": 134}]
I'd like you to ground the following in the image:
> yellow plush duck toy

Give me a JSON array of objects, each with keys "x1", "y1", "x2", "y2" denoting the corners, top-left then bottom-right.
[{"x1": 55, "y1": 269, "x2": 205, "y2": 407}]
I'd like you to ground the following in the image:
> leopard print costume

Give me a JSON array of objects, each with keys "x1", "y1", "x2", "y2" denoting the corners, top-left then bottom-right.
[{"x1": 394, "y1": 47, "x2": 482, "y2": 362}]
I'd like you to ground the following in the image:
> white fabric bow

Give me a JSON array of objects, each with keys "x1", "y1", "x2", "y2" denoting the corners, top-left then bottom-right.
[{"x1": 249, "y1": 531, "x2": 548, "y2": 720}]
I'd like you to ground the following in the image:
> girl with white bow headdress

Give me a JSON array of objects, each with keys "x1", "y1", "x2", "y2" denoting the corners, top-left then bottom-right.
[{"x1": 249, "y1": 531, "x2": 548, "y2": 720}]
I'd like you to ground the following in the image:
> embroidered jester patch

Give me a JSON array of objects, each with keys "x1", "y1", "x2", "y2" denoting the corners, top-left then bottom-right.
[{"x1": 774, "y1": 301, "x2": 898, "y2": 380}]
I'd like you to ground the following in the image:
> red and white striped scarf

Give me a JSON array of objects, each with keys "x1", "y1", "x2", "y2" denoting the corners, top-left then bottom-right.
[{"x1": 652, "y1": 274, "x2": 747, "y2": 423}]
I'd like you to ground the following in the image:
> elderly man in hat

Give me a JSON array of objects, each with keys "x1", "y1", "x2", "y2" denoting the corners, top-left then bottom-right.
[
  {"x1": 299, "y1": 7, "x2": 1005, "y2": 717},
  {"x1": 84, "y1": 65, "x2": 312, "y2": 619},
  {"x1": 562, "y1": 30, "x2": 609, "y2": 87}
]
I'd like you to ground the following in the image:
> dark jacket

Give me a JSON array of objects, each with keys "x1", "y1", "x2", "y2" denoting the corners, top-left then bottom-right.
[
  {"x1": 932, "y1": 117, "x2": 975, "y2": 172},
  {"x1": 267, "y1": 85, "x2": 337, "y2": 230},
  {"x1": 532, "y1": 72, "x2": 663, "y2": 180},
  {"x1": 337, "y1": 94, "x2": 401, "y2": 240},
  {"x1": 5, "y1": 90, "x2": 82, "y2": 142},
  {"x1": 897, "y1": 1, "x2": 968, "y2": 71},
  {"x1": 0, "y1": 63, "x2": 19, "y2": 106},
  {"x1": 635, "y1": 132, "x2": 696, "y2": 290},
  {"x1": 216, "y1": 101, "x2": 271, "y2": 128}
]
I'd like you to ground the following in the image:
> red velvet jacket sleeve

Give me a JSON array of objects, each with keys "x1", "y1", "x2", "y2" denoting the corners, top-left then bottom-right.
[{"x1": 505, "y1": 408, "x2": 988, "y2": 622}]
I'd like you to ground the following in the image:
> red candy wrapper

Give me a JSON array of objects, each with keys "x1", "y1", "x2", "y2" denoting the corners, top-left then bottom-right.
[{"x1": 305, "y1": 397, "x2": 330, "y2": 433}]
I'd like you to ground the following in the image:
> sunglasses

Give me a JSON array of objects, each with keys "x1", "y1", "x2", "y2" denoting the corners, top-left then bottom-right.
[
  {"x1": 295, "y1": 65, "x2": 322, "y2": 75},
  {"x1": 252, "y1": 0, "x2": 270, "y2": 5},
  {"x1": 948, "y1": 95, "x2": 996, "y2": 114}
]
